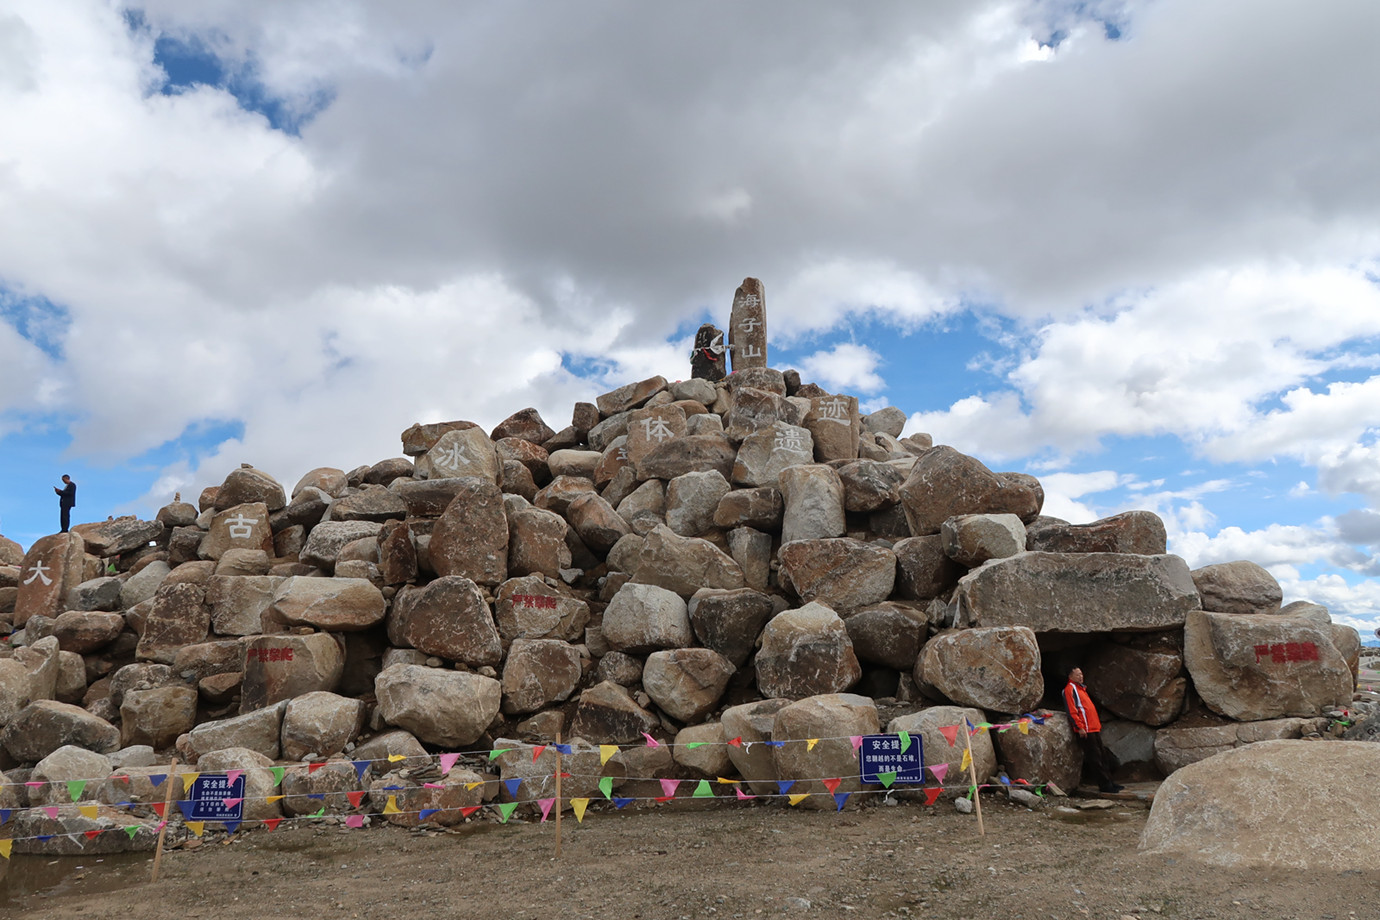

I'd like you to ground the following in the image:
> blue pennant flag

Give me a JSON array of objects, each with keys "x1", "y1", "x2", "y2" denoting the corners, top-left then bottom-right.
[
  {"x1": 223, "y1": 819, "x2": 241, "y2": 835},
  {"x1": 36, "y1": 835, "x2": 53, "y2": 842},
  {"x1": 765, "y1": 741, "x2": 784, "y2": 748},
  {"x1": 352, "y1": 761, "x2": 370, "y2": 780},
  {"x1": 833, "y1": 792, "x2": 850, "y2": 812},
  {"x1": 777, "y1": 780, "x2": 794, "y2": 796},
  {"x1": 612, "y1": 797, "x2": 634, "y2": 809},
  {"x1": 178, "y1": 799, "x2": 196, "y2": 815},
  {"x1": 383, "y1": 785, "x2": 403, "y2": 791},
  {"x1": 0, "y1": 809, "x2": 9, "y2": 825},
  {"x1": 419, "y1": 809, "x2": 440, "y2": 820},
  {"x1": 307, "y1": 794, "x2": 325, "y2": 800},
  {"x1": 553, "y1": 744, "x2": 573, "y2": 755},
  {"x1": 150, "y1": 774, "x2": 167, "y2": 788},
  {"x1": 503, "y1": 778, "x2": 521, "y2": 797}
]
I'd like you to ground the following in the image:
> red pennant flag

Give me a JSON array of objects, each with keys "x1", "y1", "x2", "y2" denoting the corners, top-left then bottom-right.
[
  {"x1": 728, "y1": 736, "x2": 743, "y2": 747},
  {"x1": 84, "y1": 830, "x2": 102, "y2": 840},
  {"x1": 347, "y1": 791, "x2": 366, "y2": 808},
  {"x1": 655, "y1": 795, "x2": 675, "y2": 803},
  {"x1": 821, "y1": 778, "x2": 842, "y2": 794},
  {"x1": 263, "y1": 818, "x2": 282, "y2": 831},
  {"x1": 152, "y1": 802, "x2": 167, "y2": 818},
  {"x1": 461, "y1": 806, "x2": 482, "y2": 817},
  {"x1": 532, "y1": 745, "x2": 547, "y2": 762},
  {"x1": 939, "y1": 725, "x2": 960, "y2": 747},
  {"x1": 308, "y1": 762, "x2": 326, "y2": 774},
  {"x1": 923, "y1": 788, "x2": 942, "y2": 806}
]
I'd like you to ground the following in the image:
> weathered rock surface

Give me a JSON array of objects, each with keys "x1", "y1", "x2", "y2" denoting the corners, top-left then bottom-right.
[
  {"x1": 388, "y1": 575, "x2": 503, "y2": 665},
  {"x1": 952, "y1": 552, "x2": 1199, "y2": 633},
  {"x1": 844, "y1": 602, "x2": 927, "y2": 670},
  {"x1": 374, "y1": 665, "x2": 501, "y2": 747},
  {"x1": 941, "y1": 513, "x2": 1027, "y2": 567},
  {"x1": 2, "y1": 699, "x2": 120, "y2": 761},
  {"x1": 187, "y1": 703, "x2": 286, "y2": 760},
  {"x1": 269, "y1": 576, "x2": 386, "y2": 631},
  {"x1": 756, "y1": 602, "x2": 862, "y2": 700},
  {"x1": 1140, "y1": 740, "x2": 1380, "y2": 869},
  {"x1": 1152, "y1": 717, "x2": 1317, "y2": 775},
  {"x1": 136, "y1": 584, "x2": 210, "y2": 664},
  {"x1": 241, "y1": 633, "x2": 344, "y2": 712},
  {"x1": 687, "y1": 587, "x2": 777, "y2": 668},
  {"x1": 1085, "y1": 642, "x2": 1186, "y2": 726},
  {"x1": 731, "y1": 423, "x2": 813, "y2": 488},
  {"x1": 51, "y1": 610, "x2": 124, "y2": 654},
  {"x1": 120, "y1": 685, "x2": 197, "y2": 749},
  {"x1": 1025, "y1": 511, "x2": 1167, "y2": 555},
  {"x1": 602, "y1": 582, "x2": 693, "y2": 654},
  {"x1": 493, "y1": 576, "x2": 590, "y2": 646},
  {"x1": 771, "y1": 694, "x2": 879, "y2": 808},
  {"x1": 919, "y1": 627, "x2": 1043, "y2": 714},
  {"x1": 721, "y1": 699, "x2": 791, "y2": 794},
  {"x1": 1192, "y1": 560, "x2": 1283, "y2": 615},
  {"x1": 992, "y1": 711, "x2": 1081, "y2": 790},
  {"x1": 300, "y1": 521, "x2": 383, "y2": 570},
  {"x1": 501, "y1": 639, "x2": 582, "y2": 714},
  {"x1": 778, "y1": 465, "x2": 845, "y2": 545},
  {"x1": 1183, "y1": 610, "x2": 1353, "y2": 720},
  {"x1": 778, "y1": 538, "x2": 896, "y2": 615},
  {"x1": 568, "y1": 680, "x2": 659, "y2": 744},
  {"x1": 630, "y1": 525, "x2": 744, "y2": 597},
  {"x1": 899, "y1": 447, "x2": 1041, "y2": 535},
  {"x1": 280, "y1": 691, "x2": 365, "y2": 760},
  {"x1": 887, "y1": 705, "x2": 995, "y2": 798},
  {"x1": 642, "y1": 648, "x2": 735, "y2": 723},
  {"x1": 416, "y1": 427, "x2": 500, "y2": 483},
  {"x1": 205, "y1": 574, "x2": 284, "y2": 636}
]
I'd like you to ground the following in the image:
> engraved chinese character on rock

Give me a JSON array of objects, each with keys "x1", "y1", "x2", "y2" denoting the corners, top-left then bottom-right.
[{"x1": 729, "y1": 278, "x2": 767, "y2": 372}]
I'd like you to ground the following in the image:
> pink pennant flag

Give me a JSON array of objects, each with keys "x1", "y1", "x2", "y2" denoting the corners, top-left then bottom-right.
[
  {"x1": 43, "y1": 806, "x2": 59, "y2": 819},
  {"x1": 735, "y1": 787, "x2": 755, "y2": 801},
  {"x1": 226, "y1": 770, "x2": 243, "y2": 785},
  {"x1": 939, "y1": 725, "x2": 960, "y2": 747},
  {"x1": 929, "y1": 763, "x2": 949, "y2": 784},
  {"x1": 222, "y1": 798, "x2": 243, "y2": 809},
  {"x1": 424, "y1": 783, "x2": 445, "y2": 789},
  {"x1": 532, "y1": 745, "x2": 547, "y2": 763},
  {"x1": 659, "y1": 778, "x2": 681, "y2": 798},
  {"x1": 439, "y1": 753, "x2": 461, "y2": 774},
  {"x1": 849, "y1": 736, "x2": 863, "y2": 752},
  {"x1": 641, "y1": 733, "x2": 660, "y2": 748},
  {"x1": 538, "y1": 798, "x2": 556, "y2": 822},
  {"x1": 345, "y1": 815, "x2": 365, "y2": 828},
  {"x1": 26, "y1": 782, "x2": 44, "y2": 789}
]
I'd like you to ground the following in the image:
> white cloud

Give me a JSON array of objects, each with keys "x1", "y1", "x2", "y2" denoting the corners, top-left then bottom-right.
[{"x1": 795, "y1": 343, "x2": 886, "y2": 395}]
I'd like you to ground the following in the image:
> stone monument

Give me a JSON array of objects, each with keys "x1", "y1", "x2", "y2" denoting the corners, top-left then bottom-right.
[{"x1": 728, "y1": 277, "x2": 767, "y2": 372}]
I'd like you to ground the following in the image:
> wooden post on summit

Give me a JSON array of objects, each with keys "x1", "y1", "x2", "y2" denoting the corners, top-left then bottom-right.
[
  {"x1": 554, "y1": 732, "x2": 563, "y2": 859},
  {"x1": 962, "y1": 726, "x2": 985, "y2": 837},
  {"x1": 151, "y1": 757, "x2": 178, "y2": 882},
  {"x1": 728, "y1": 277, "x2": 767, "y2": 373}
]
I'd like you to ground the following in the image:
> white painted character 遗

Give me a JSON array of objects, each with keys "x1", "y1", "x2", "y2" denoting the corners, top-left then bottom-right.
[
  {"x1": 23, "y1": 562, "x2": 53, "y2": 586},
  {"x1": 774, "y1": 430, "x2": 806, "y2": 452},
  {"x1": 226, "y1": 513, "x2": 259, "y2": 540}
]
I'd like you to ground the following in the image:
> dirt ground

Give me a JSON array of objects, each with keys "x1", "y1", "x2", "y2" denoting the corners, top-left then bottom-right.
[{"x1": 1, "y1": 795, "x2": 1375, "y2": 920}]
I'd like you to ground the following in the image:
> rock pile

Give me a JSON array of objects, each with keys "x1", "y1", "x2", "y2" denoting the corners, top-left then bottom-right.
[{"x1": 0, "y1": 278, "x2": 1364, "y2": 849}]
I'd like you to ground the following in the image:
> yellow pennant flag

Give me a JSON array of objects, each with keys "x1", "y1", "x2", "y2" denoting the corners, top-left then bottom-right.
[
  {"x1": 1018, "y1": 720, "x2": 1030, "y2": 735},
  {"x1": 960, "y1": 749, "x2": 972, "y2": 772},
  {"x1": 465, "y1": 782, "x2": 483, "y2": 791},
  {"x1": 78, "y1": 805, "x2": 99, "y2": 820},
  {"x1": 181, "y1": 773, "x2": 201, "y2": 793},
  {"x1": 266, "y1": 795, "x2": 284, "y2": 804},
  {"x1": 388, "y1": 754, "x2": 407, "y2": 763},
  {"x1": 599, "y1": 745, "x2": 618, "y2": 765},
  {"x1": 186, "y1": 822, "x2": 205, "y2": 838},
  {"x1": 383, "y1": 795, "x2": 402, "y2": 815},
  {"x1": 806, "y1": 739, "x2": 819, "y2": 751},
  {"x1": 788, "y1": 794, "x2": 810, "y2": 806},
  {"x1": 571, "y1": 798, "x2": 590, "y2": 823},
  {"x1": 0, "y1": 840, "x2": 11, "y2": 859}
]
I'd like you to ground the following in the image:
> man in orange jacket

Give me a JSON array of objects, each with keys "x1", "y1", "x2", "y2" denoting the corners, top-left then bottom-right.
[{"x1": 1064, "y1": 667, "x2": 1122, "y2": 794}]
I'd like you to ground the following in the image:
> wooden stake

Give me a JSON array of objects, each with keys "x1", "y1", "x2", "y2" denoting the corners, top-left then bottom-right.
[
  {"x1": 963, "y1": 725, "x2": 985, "y2": 837},
  {"x1": 554, "y1": 732, "x2": 563, "y2": 859},
  {"x1": 151, "y1": 758, "x2": 179, "y2": 882}
]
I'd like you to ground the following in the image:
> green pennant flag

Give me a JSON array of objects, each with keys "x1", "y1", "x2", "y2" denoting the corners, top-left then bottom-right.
[
  {"x1": 269, "y1": 767, "x2": 285, "y2": 787},
  {"x1": 67, "y1": 780, "x2": 87, "y2": 802},
  {"x1": 489, "y1": 748, "x2": 513, "y2": 761},
  {"x1": 497, "y1": 802, "x2": 518, "y2": 823},
  {"x1": 878, "y1": 771, "x2": 897, "y2": 789},
  {"x1": 692, "y1": 779, "x2": 713, "y2": 798},
  {"x1": 897, "y1": 731, "x2": 911, "y2": 754},
  {"x1": 684, "y1": 742, "x2": 705, "y2": 750},
  {"x1": 598, "y1": 776, "x2": 613, "y2": 800},
  {"x1": 123, "y1": 826, "x2": 140, "y2": 840},
  {"x1": 967, "y1": 785, "x2": 977, "y2": 800},
  {"x1": 310, "y1": 806, "x2": 326, "y2": 817}
]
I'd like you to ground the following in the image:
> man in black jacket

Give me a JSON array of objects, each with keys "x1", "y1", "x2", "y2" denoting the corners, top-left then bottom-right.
[{"x1": 54, "y1": 474, "x2": 76, "y2": 533}]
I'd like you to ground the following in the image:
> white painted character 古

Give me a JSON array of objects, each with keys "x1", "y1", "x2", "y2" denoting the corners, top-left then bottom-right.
[
  {"x1": 23, "y1": 562, "x2": 52, "y2": 586},
  {"x1": 226, "y1": 513, "x2": 259, "y2": 540}
]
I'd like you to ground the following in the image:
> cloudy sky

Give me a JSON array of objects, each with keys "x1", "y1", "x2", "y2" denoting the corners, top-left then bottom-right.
[{"x1": 2, "y1": 1, "x2": 1378, "y2": 636}]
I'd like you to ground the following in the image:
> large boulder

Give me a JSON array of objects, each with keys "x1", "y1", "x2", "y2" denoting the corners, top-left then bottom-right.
[
  {"x1": 664, "y1": 470, "x2": 732, "y2": 538},
  {"x1": 14, "y1": 532, "x2": 87, "y2": 626},
  {"x1": 636, "y1": 434, "x2": 736, "y2": 482},
  {"x1": 493, "y1": 576, "x2": 590, "y2": 646},
  {"x1": 30, "y1": 746, "x2": 113, "y2": 806},
  {"x1": 778, "y1": 465, "x2": 845, "y2": 545},
  {"x1": 400, "y1": 420, "x2": 479, "y2": 457},
  {"x1": 952, "y1": 552, "x2": 1199, "y2": 633},
  {"x1": 601, "y1": 582, "x2": 693, "y2": 654},
  {"x1": 836, "y1": 460, "x2": 905, "y2": 513},
  {"x1": 687, "y1": 587, "x2": 777, "y2": 668},
  {"x1": 388, "y1": 576, "x2": 503, "y2": 665},
  {"x1": 194, "y1": 747, "x2": 282, "y2": 822},
  {"x1": 892, "y1": 535, "x2": 963, "y2": 602},
  {"x1": 713, "y1": 487, "x2": 783, "y2": 531},
  {"x1": 269, "y1": 577, "x2": 386, "y2": 631},
  {"x1": 374, "y1": 665, "x2": 501, "y2": 747},
  {"x1": 120, "y1": 686, "x2": 197, "y2": 749},
  {"x1": 992, "y1": 711, "x2": 1081, "y2": 790},
  {"x1": 205, "y1": 574, "x2": 286, "y2": 636},
  {"x1": 2, "y1": 700, "x2": 120, "y2": 761},
  {"x1": 642, "y1": 648, "x2": 735, "y2": 723},
  {"x1": 731, "y1": 423, "x2": 814, "y2": 488},
  {"x1": 778, "y1": 538, "x2": 896, "y2": 615},
  {"x1": 1084, "y1": 641, "x2": 1186, "y2": 726},
  {"x1": 568, "y1": 680, "x2": 660, "y2": 744},
  {"x1": 430, "y1": 477, "x2": 509, "y2": 585},
  {"x1": 416, "y1": 426, "x2": 500, "y2": 482},
  {"x1": 844, "y1": 602, "x2": 928, "y2": 670},
  {"x1": 491, "y1": 739, "x2": 626, "y2": 816},
  {"x1": 500, "y1": 639, "x2": 582, "y2": 714},
  {"x1": 135, "y1": 583, "x2": 210, "y2": 664},
  {"x1": 214, "y1": 466, "x2": 287, "y2": 511},
  {"x1": 626, "y1": 405, "x2": 689, "y2": 477},
  {"x1": 1152, "y1": 717, "x2": 1317, "y2": 775},
  {"x1": 77, "y1": 517, "x2": 165, "y2": 557},
  {"x1": 1140, "y1": 740, "x2": 1380, "y2": 869},
  {"x1": 51, "y1": 610, "x2": 124, "y2": 654},
  {"x1": 1191, "y1": 561, "x2": 1283, "y2": 615},
  {"x1": 200, "y1": 502, "x2": 274, "y2": 560},
  {"x1": 331, "y1": 485, "x2": 407, "y2": 523},
  {"x1": 566, "y1": 492, "x2": 631, "y2": 555},
  {"x1": 597, "y1": 375, "x2": 667, "y2": 417},
  {"x1": 187, "y1": 703, "x2": 286, "y2": 760},
  {"x1": 898, "y1": 447, "x2": 1041, "y2": 535},
  {"x1": 771, "y1": 694, "x2": 880, "y2": 809},
  {"x1": 280, "y1": 691, "x2": 365, "y2": 760},
  {"x1": 941, "y1": 513, "x2": 1026, "y2": 567},
  {"x1": 918, "y1": 627, "x2": 1043, "y2": 714},
  {"x1": 755, "y1": 602, "x2": 862, "y2": 700},
  {"x1": 630, "y1": 525, "x2": 745, "y2": 597},
  {"x1": 240, "y1": 632, "x2": 345, "y2": 712},
  {"x1": 65, "y1": 575, "x2": 125, "y2": 611},
  {"x1": 506, "y1": 505, "x2": 569, "y2": 578},
  {"x1": 120, "y1": 560, "x2": 171, "y2": 609},
  {"x1": 299, "y1": 521, "x2": 383, "y2": 570},
  {"x1": 1025, "y1": 511, "x2": 1167, "y2": 554},
  {"x1": 804, "y1": 393, "x2": 861, "y2": 462},
  {"x1": 887, "y1": 705, "x2": 996, "y2": 799},
  {"x1": 1183, "y1": 610, "x2": 1353, "y2": 720},
  {"x1": 721, "y1": 699, "x2": 792, "y2": 794}
]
